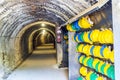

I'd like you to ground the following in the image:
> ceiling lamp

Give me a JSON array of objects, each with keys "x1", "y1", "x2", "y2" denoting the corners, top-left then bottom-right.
[{"x1": 41, "y1": 23, "x2": 46, "y2": 27}]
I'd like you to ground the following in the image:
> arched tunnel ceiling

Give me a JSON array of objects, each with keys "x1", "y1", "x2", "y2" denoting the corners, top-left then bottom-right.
[{"x1": 0, "y1": 0, "x2": 96, "y2": 37}]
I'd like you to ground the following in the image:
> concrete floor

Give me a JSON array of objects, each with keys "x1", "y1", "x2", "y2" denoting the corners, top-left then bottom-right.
[{"x1": 7, "y1": 44, "x2": 68, "y2": 80}]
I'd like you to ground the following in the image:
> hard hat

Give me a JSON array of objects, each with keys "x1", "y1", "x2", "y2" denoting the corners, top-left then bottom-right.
[
  {"x1": 73, "y1": 34, "x2": 78, "y2": 42},
  {"x1": 90, "y1": 72, "x2": 98, "y2": 80},
  {"x1": 82, "y1": 56, "x2": 87, "y2": 64},
  {"x1": 78, "y1": 17, "x2": 93, "y2": 29},
  {"x1": 108, "y1": 69, "x2": 115, "y2": 80},
  {"x1": 76, "y1": 44, "x2": 80, "y2": 52},
  {"x1": 97, "y1": 46, "x2": 103, "y2": 58},
  {"x1": 79, "y1": 55, "x2": 85, "y2": 64},
  {"x1": 83, "y1": 45, "x2": 90, "y2": 55},
  {"x1": 103, "y1": 47, "x2": 111, "y2": 59},
  {"x1": 92, "y1": 59, "x2": 100, "y2": 68},
  {"x1": 80, "y1": 66, "x2": 87, "y2": 76},
  {"x1": 100, "y1": 63, "x2": 106, "y2": 74},
  {"x1": 78, "y1": 33, "x2": 83, "y2": 42},
  {"x1": 88, "y1": 45, "x2": 93, "y2": 55},
  {"x1": 100, "y1": 45, "x2": 107, "y2": 57},
  {"x1": 88, "y1": 31, "x2": 92, "y2": 42},
  {"x1": 104, "y1": 29, "x2": 113, "y2": 44},
  {"x1": 90, "y1": 30, "x2": 100, "y2": 42},
  {"x1": 80, "y1": 32, "x2": 84, "y2": 42},
  {"x1": 100, "y1": 30, "x2": 106, "y2": 43},
  {"x1": 73, "y1": 20, "x2": 81, "y2": 31},
  {"x1": 107, "y1": 65, "x2": 114, "y2": 77},
  {"x1": 104, "y1": 64, "x2": 111, "y2": 75},
  {"x1": 90, "y1": 46, "x2": 95, "y2": 55},
  {"x1": 71, "y1": 23, "x2": 76, "y2": 31},
  {"x1": 84, "y1": 57, "x2": 91, "y2": 66},
  {"x1": 86, "y1": 32, "x2": 92, "y2": 44},
  {"x1": 66, "y1": 24, "x2": 70, "y2": 31},
  {"x1": 95, "y1": 61, "x2": 100, "y2": 71},
  {"x1": 66, "y1": 24, "x2": 74, "y2": 31},
  {"x1": 76, "y1": 34, "x2": 80, "y2": 42},
  {"x1": 96, "y1": 76, "x2": 104, "y2": 80},
  {"x1": 93, "y1": 46, "x2": 102, "y2": 58},
  {"x1": 87, "y1": 58, "x2": 94, "y2": 68},
  {"x1": 86, "y1": 71, "x2": 93, "y2": 80},
  {"x1": 98, "y1": 61, "x2": 105, "y2": 72},
  {"x1": 78, "y1": 44, "x2": 85, "y2": 52}
]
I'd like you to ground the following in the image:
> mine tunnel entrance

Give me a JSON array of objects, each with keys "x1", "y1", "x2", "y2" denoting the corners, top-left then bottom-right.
[
  {"x1": 19, "y1": 22, "x2": 57, "y2": 65},
  {"x1": 33, "y1": 30, "x2": 56, "y2": 49}
]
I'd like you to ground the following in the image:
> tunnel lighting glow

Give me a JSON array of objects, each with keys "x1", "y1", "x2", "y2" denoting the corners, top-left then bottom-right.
[
  {"x1": 41, "y1": 23, "x2": 46, "y2": 27},
  {"x1": 42, "y1": 30, "x2": 46, "y2": 35}
]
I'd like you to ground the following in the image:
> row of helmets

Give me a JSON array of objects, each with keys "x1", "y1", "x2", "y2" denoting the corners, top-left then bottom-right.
[
  {"x1": 79, "y1": 66, "x2": 104, "y2": 80},
  {"x1": 73, "y1": 29, "x2": 113, "y2": 44},
  {"x1": 76, "y1": 44, "x2": 114, "y2": 63},
  {"x1": 78, "y1": 55, "x2": 115, "y2": 80},
  {"x1": 67, "y1": 17, "x2": 94, "y2": 32},
  {"x1": 66, "y1": 16, "x2": 114, "y2": 80}
]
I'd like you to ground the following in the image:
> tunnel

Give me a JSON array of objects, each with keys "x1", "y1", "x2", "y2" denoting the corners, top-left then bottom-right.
[
  {"x1": 0, "y1": 0, "x2": 117, "y2": 80},
  {"x1": 0, "y1": 0, "x2": 89, "y2": 79},
  {"x1": 19, "y1": 21, "x2": 56, "y2": 58}
]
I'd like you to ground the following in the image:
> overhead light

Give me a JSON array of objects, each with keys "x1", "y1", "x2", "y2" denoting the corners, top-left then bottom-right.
[
  {"x1": 41, "y1": 23, "x2": 46, "y2": 27},
  {"x1": 42, "y1": 30, "x2": 46, "y2": 35}
]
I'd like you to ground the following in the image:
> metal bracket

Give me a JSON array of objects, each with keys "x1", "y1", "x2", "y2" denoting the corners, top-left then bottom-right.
[{"x1": 60, "y1": 0, "x2": 109, "y2": 27}]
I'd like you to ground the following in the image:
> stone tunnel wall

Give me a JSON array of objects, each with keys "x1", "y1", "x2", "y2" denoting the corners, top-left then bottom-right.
[
  {"x1": 0, "y1": 37, "x2": 22, "y2": 79},
  {"x1": 0, "y1": 0, "x2": 96, "y2": 79}
]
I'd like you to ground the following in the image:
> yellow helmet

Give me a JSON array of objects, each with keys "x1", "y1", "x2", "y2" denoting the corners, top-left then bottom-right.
[
  {"x1": 80, "y1": 66, "x2": 87, "y2": 76},
  {"x1": 104, "y1": 29, "x2": 113, "y2": 44},
  {"x1": 90, "y1": 30, "x2": 100, "y2": 42},
  {"x1": 93, "y1": 46, "x2": 102, "y2": 58},
  {"x1": 93, "y1": 59, "x2": 100, "y2": 68},
  {"x1": 79, "y1": 55, "x2": 85, "y2": 64},
  {"x1": 83, "y1": 32, "x2": 92, "y2": 43},
  {"x1": 86, "y1": 71, "x2": 93, "y2": 80},
  {"x1": 103, "y1": 47, "x2": 111, "y2": 59},
  {"x1": 66, "y1": 24, "x2": 75, "y2": 32},
  {"x1": 84, "y1": 57, "x2": 90, "y2": 66},
  {"x1": 78, "y1": 17, "x2": 93, "y2": 29},
  {"x1": 78, "y1": 44, "x2": 84, "y2": 53},
  {"x1": 98, "y1": 61, "x2": 105, "y2": 72},
  {"x1": 96, "y1": 76, "x2": 104, "y2": 80},
  {"x1": 83, "y1": 45, "x2": 90, "y2": 55},
  {"x1": 104, "y1": 64, "x2": 111, "y2": 75}
]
